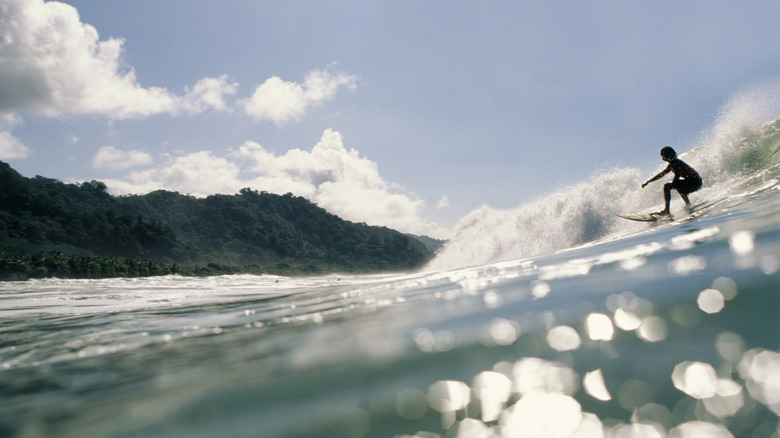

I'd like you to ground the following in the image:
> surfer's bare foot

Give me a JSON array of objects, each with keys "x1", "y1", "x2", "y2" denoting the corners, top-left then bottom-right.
[{"x1": 653, "y1": 210, "x2": 670, "y2": 216}]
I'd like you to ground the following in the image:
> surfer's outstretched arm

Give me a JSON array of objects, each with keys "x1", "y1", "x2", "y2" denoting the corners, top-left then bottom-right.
[{"x1": 641, "y1": 167, "x2": 670, "y2": 188}]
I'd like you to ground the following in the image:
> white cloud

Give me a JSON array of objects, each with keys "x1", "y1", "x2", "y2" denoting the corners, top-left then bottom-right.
[
  {"x1": 181, "y1": 75, "x2": 239, "y2": 113},
  {"x1": 92, "y1": 145, "x2": 153, "y2": 170},
  {"x1": 99, "y1": 171, "x2": 163, "y2": 196},
  {"x1": 159, "y1": 151, "x2": 243, "y2": 196},
  {"x1": 235, "y1": 129, "x2": 446, "y2": 236},
  {"x1": 0, "y1": 0, "x2": 237, "y2": 119},
  {"x1": 241, "y1": 68, "x2": 357, "y2": 124},
  {"x1": 437, "y1": 196, "x2": 452, "y2": 209},
  {"x1": 0, "y1": 1, "x2": 354, "y2": 125},
  {"x1": 0, "y1": 130, "x2": 30, "y2": 159},
  {"x1": 102, "y1": 129, "x2": 450, "y2": 238}
]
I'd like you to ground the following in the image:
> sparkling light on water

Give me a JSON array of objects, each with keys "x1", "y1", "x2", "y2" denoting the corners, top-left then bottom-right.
[
  {"x1": 667, "y1": 255, "x2": 707, "y2": 275},
  {"x1": 637, "y1": 316, "x2": 667, "y2": 342},
  {"x1": 613, "y1": 308, "x2": 642, "y2": 331},
  {"x1": 450, "y1": 418, "x2": 491, "y2": 438},
  {"x1": 672, "y1": 361, "x2": 718, "y2": 399},
  {"x1": 631, "y1": 403, "x2": 674, "y2": 431},
  {"x1": 482, "y1": 289, "x2": 503, "y2": 308},
  {"x1": 414, "y1": 328, "x2": 457, "y2": 353},
  {"x1": 607, "y1": 291, "x2": 653, "y2": 333},
  {"x1": 610, "y1": 423, "x2": 664, "y2": 438},
  {"x1": 399, "y1": 244, "x2": 778, "y2": 437},
  {"x1": 697, "y1": 289, "x2": 725, "y2": 314},
  {"x1": 585, "y1": 313, "x2": 614, "y2": 341},
  {"x1": 546, "y1": 325, "x2": 581, "y2": 351},
  {"x1": 729, "y1": 230, "x2": 756, "y2": 255},
  {"x1": 472, "y1": 371, "x2": 512, "y2": 422},
  {"x1": 669, "y1": 360, "x2": 746, "y2": 419},
  {"x1": 485, "y1": 318, "x2": 520, "y2": 346},
  {"x1": 583, "y1": 369, "x2": 612, "y2": 401},
  {"x1": 512, "y1": 357, "x2": 579, "y2": 396},
  {"x1": 499, "y1": 392, "x2": 583, "y2": 438},
  {"x1": 702, "y1": 379, "x2": 744, "y2": 418},
  {"x1": 760, "y1": 254, "x2": 780, "y2": 274},
  {"x1": 715, "y1": 331, "x2": 746, "y2": 363},
  {"x1": 398, "y1": 277, "x2": 778, "y2": 438},
  {"x1": 711, "y1": 276, "x2": 738, "y2": 300},
  {"x1": 531, "y1": 280, "x2": 551, "y2": 298},
  {"x1": 668, "y1": 421, "x2": 734, "y2": 438},
  {"x1": 619, "y1": 256, "x2": 648, "y2": 271},
  {"x1": 738, "y1": 349, "x2": 780, "y2": 415},
  {"x1": 426, "y1": 380, "x2": 471, "y2": 428},
  {"x1": 426, "y1": 381, "x2": 471, "y2": 412}
]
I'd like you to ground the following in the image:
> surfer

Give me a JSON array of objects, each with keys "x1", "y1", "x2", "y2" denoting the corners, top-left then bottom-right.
[{"x1": 641, "y1": 146, "x2": 702, "y2": 216}]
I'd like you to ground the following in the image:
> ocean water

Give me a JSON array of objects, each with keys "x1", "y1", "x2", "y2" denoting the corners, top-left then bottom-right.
[{"x1": 2, "y1": 100, "x2": 780, "y2": 437}]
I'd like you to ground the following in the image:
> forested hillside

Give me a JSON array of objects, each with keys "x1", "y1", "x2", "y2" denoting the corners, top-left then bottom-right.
[{"x1": 0, "y1": 161, "x2": 440, "y2": 278}]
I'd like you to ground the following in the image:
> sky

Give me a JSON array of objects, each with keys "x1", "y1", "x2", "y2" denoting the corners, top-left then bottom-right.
[{"x1": 1, "y1": 0, "x2": 779, "y2": 239}]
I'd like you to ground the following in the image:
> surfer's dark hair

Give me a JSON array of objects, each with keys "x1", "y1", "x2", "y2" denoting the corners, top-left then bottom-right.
[{"x1": 661, "y1": 146, "x2": 677, "y2": 160}]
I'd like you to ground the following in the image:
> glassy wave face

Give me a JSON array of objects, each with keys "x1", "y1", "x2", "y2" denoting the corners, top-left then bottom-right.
[{"x1": 2, "y1": 95, "x2": 780, "y2": 437}]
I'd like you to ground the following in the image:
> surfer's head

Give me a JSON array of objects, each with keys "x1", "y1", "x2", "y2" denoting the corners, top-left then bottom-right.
[{"x1": 660, "y1": 146, "x2": 677, "y2": 161}]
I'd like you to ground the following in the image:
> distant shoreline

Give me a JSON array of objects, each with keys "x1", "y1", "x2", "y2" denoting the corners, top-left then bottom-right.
[
  {"x1": 0, "y1": 250, "x2": 388, "y2": 282},
  {"x1": 1, "y1": 161, "x2": 440, "y2": 279}
]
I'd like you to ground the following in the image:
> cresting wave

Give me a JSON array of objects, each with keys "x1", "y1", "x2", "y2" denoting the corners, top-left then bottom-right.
[{"x1": 427, "y1": 81, "x2": 780, "y2": 271}]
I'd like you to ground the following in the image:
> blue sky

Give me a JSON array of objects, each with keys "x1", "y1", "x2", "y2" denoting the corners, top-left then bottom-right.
[{"x1": 1, "y1": 0, "x2": 779, "y2": 238}]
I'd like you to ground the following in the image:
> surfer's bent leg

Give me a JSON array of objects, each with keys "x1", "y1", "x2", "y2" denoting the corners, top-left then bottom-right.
[
  {"x1": 660, "y1": 183, "x2": 673, "y2": 214},
  {"x1": 675, "y1": 177, "x2": 701, "y2": 206}
]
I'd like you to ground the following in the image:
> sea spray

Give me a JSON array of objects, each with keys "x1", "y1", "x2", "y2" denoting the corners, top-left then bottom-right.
[
  {"x1": 426, "y1": 168, "x2": 647, "y2": 270},
  {"x1": 697, "y1": 78, "x2": 780, "y2": 177}
]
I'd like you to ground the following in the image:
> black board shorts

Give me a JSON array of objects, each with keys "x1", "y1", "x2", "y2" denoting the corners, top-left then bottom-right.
[{"x1": 672, "y1": 175, "x2": 702, "y2": 194}]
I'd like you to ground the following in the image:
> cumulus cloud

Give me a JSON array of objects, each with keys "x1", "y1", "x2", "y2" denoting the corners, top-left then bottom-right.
[
  {"x1": 99, "y1": 151, "x2": 242, "y2": 198},
  {"x1": 102, "y1": 129, "x2": 450, "y2": 238},
  {"x1": 92, "y1": 145, "x2": 153, "y2": 170},
  {"x1": 241, "y1": 68, "x2": 357, "y2": 124},
  {"x1": 181, "y1": 75, "x2": 239, "y2": 113},
  {"x1": 0, "y1": 0, "x2": 358, "y2": 130},
  {"x1": 437, "y1": 196, "x2": 452, "y2": 209},
  {"x1": 99, "y1": 171, "x2": 163, "y2": 196},
  {"x1": 0, "y1": 130, "x2": 30, "y2": 159},
  {"x1": 0, "y1": 0, "x2": 237, "y2": 119},
  {"x1": 159, "y1": 151, "x2": 243, "y2": 196}
]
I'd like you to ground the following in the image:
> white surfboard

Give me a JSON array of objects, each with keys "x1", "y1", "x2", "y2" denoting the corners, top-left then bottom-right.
[
  {"x1": 616, "y1": 212, "x2": 663, "y2": 222},
  {"x1": 617, "y1": 200, "x2": 710, "y2": 223}
]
